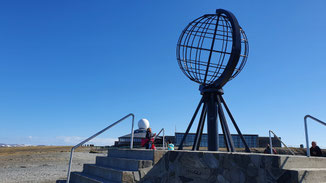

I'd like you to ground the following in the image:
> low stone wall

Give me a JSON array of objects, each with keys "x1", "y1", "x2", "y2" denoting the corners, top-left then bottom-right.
[
  {"x1": 140, "y1": 151, "x2": 301, "y2": 183},
  {"x1": 153, "y1": 150, "x2": 168, "y2": 164}
]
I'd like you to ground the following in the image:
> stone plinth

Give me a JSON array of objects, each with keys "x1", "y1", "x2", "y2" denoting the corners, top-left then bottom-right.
[{"x1": 140, "y1": 150, "x2": 326, "y2": 183}]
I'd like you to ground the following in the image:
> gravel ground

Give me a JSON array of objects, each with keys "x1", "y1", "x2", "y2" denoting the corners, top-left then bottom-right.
[{"x1": 0, "y1": 147, "x2": 107, "y2": 183}]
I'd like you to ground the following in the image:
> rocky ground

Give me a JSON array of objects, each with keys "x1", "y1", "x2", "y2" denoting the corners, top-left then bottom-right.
[{"x1": 0, "y1": 146, "x2": 106, "y2": 183}]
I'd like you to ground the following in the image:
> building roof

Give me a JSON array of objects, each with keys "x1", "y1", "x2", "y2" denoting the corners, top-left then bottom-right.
[
  {"x1": 119, "y1": 128, "x2": 147, "y2": 138},
  {"x1": 119, "y1": 132, "x2": 146, "y2": 138},
  {"x1": 175, "y1": 132, "x2": 259, "y2": 136}
]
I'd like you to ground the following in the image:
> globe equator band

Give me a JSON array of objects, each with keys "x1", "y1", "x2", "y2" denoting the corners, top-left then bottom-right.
[{"x1": 179, "y1": 45, "x2": 232, "y2": 55}]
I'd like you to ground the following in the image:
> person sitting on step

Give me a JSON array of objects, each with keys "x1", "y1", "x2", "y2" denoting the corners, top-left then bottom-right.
[
  {"x1": 310, "y1": 141, "x2": 323, "y2": 157},
  {"x1": 167, "y1": 140, "x2": 174, "y2": 150}
]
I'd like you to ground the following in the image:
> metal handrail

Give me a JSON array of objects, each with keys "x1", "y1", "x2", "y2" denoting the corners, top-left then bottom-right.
[
  {"x1": 269, "y1": 130, "x2": 295, "y2": 155},
  {"x1": 304, "y1": 115, "x2": 326, "y2": 157},
  {"x1": 66, "y1": 113, "x2": 135, "y2": 183},
  {"x1": 154, "y1": 128, "x2": 165, "y2": 149}
]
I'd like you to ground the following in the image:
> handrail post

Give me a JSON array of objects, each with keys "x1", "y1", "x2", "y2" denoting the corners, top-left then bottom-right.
[
  {"x1": 130, "y1": 115, "x2": 135, "y2": 149},
  {"x1": 66, "y1": 148, "x2": 74, "y2": 183},
  {"x1": 66, "y1": 113, "x2": 135, "y2": 183},
  {"x1": 304, "y1": 115, "x2": 326, "y2": 157},
  {"x1": 163, "y1": 128, "x2": 165, "y2": 149},
  {"x1": 269, "y1": 130, "x2": 273, "y2": 154},
  {"x1": 269, "y1": 130, "x2": 295, "y2": 155},
  {"x1": 304, "y1": 115, "x2": 310, "y2": 157},
  {"x1": 154, "y1": 128, "x2": 165, "y2": 149}
]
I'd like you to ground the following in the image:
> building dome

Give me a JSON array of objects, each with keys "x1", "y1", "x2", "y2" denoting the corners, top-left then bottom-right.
[{"x1": 138, "y1": 119, "x2": 150, "y2": 129}]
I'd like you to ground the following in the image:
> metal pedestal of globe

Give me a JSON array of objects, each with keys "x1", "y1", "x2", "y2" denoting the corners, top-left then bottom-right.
[{"x1": 178, "y1": 87, "x2": 250, "y2": 152}]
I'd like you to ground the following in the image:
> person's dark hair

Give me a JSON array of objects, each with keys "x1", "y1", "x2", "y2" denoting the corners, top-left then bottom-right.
[{"x1": 168, "y1": 140, "x2": 171, "y2": 144}]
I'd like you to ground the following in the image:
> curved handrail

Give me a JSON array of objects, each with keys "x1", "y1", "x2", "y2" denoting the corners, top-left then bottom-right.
[
  {"x1": 304, "y1": 115, "x2": 326, "y2": 157},
  {"x1": 269, "y1": 130, "x2": 295, "y2": 155},
  {"x1": 154, "y1": 128, "x2": 165, "y2": 149},
  {"x1": 66, "y1": 113, "x2": 135, "y2": 183}
]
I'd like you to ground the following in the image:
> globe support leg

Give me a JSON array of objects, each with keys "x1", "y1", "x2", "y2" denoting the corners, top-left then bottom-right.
[
  {"x1": 196, "y1": 108, "x2": 207, "y2": 150},
  {"x1": 178, "y1": 97, "x2": 204, "y2": 150},
  {"x1": 192, "y1": 103, "x2": 207, "y2": 150},
  {"x1": 217, "y1": 95, "x2": 235, "y2": 152},
  {"x1": 179, "y1": 89, "x2": 249, "y2": 153},
  {"x1": 219, "y1": 110, "x2": 231, "y2": 151},
  {"x1": 220, "y1": 95, "x2": 251, "y2": 152}
]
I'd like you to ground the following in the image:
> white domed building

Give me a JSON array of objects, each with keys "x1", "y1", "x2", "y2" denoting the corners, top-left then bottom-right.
[
  {"x1": 115, "y1": 119, "x2": 161, "y2": 147},
  {"x1": 138, "y1": 118, "x2": 150, "y2": 130}
]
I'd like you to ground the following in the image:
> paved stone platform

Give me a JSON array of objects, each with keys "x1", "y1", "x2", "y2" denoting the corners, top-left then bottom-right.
[
  {"x1": 140, "y1": 150, "x2": 326, "y2": 183},
  {"x1": 64, "y1": 149, "x2": 326, "y2": 183}
]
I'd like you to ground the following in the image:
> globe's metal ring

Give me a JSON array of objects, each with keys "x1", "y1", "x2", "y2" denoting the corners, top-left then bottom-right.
[
  {"x1": 176, "y1": 9, "x2": 244, "y2": 89},
  {"x1": 212, "y1": 9, "x2": 241, "y2": 88}
]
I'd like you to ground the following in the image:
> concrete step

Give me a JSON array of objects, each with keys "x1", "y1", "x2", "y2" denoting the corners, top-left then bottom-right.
[
  {"x1": 278, "y1": 155, "x2": 326, "y2": 169},
  {"x1": 108, "y1": 149, "x2": 154, "y2": 161},
  {"x1": 96, "y1": 156, "x2": 153, "y2": 171},
  {"x1": 69, "y1": 172, "x2": 119, "y2": 183},
  {"x1": 287, "y1": 168, "x2": 326, "y2": 183},
  {"x1": 83, "y1": 164, "x2": 139, "y2": 183}
]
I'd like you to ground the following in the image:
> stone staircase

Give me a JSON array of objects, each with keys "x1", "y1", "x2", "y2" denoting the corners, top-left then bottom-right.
[
  {"x1": 68, "y1": 149, "x2": 166, "y2": 183},
  {"x1": 276, "y1": 155, "x2": 326, "y2": 182}
]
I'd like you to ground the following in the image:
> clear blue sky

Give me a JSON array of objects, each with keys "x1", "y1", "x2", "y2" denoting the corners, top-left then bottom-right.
[{"x1": 1, "y1": 0, "x2": 326, "y2": 148}]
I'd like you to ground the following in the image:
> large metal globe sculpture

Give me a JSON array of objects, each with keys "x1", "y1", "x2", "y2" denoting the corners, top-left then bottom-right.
[
  {"x1": 177, "y1": 9, "x2": 249, "y2": 87},
  {"x1": 177, "y1": 9, "x2": 250, "y2": 152}
]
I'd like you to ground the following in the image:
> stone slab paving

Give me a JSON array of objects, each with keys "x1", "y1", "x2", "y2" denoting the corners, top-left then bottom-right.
[{"x1": 140, "y1": 150, "x2": 326, "y2": 183}]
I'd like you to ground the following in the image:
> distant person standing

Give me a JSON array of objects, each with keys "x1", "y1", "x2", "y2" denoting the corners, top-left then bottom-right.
[
  {"x1": 145, "y1": 128, "x2": 156, "y2": 149},
  {"x1": 264, "y1": 144, "x2": 277, "y2": 154},
  {"x1": 310, "y1": 141, "x2": 323, "y2": 157},
  {"x1": 167, "y1": 140, "x2": 174, "y2": 150}
]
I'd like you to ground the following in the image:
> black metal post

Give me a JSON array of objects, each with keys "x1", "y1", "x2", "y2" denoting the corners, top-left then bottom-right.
[
  {"x1": 218, "y1": 110, "x2": 230, "y2": 151},
  {"x1": 220, "y1": 96, "x2": 250, "y2": 152},
  {"x1": 192, "y1": 103, "x2": 207, "y2": 150},
  {"x1": 217, "y1": 95, "x2": 235, "y2": 152},
  {"x1": 178, "y1": 89, "x2": 249, "y2": 153},
  {"x1": 196, "y1": 108, "x2": 207, "y2": 150},
  {"x1": 178, "y1": 97, "x2": 204, "y2": 150},
  {"x1": 206, "y1": 92, "x2": 219, "y2": 151}
]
